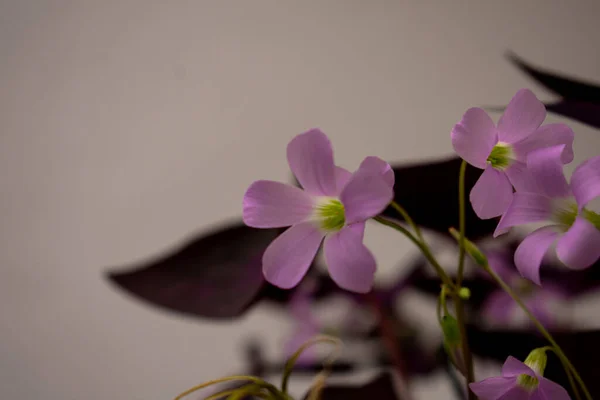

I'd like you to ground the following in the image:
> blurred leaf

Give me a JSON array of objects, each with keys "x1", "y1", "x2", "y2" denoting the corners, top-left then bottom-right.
[
  {"x1": 467, "y1": 324, "x2": 600, "y2": 398},
  {"x1": 303, "y1": 372, "x2": 400, "y2": 400},
  {"x1": 106, "y1": 221, "x2": 278, "y2": 319},
  {"x1": 387, "y1": 157, "x2": 498, "y2": 239},
  {"x1": 507, "y1": 52, "x2": 600, "y2": 101},
  {"x1": 545, "y1": 101, "x2": 600, "y2": 130},
  {"x1": 507, "y1": 52, "x2": 600, "y2": 129}
]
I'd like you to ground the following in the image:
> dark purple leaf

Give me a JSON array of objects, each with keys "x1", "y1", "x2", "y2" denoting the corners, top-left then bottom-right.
[
  {"x1": 387, "y1": 157, "x2": 498, "y2": 239},
  {"x1": 545, "y1": 100, "x2": 600, "y2": 130},
  {"x1": 507, "y1": 52, "x2": 600, "y2": 101},
  {"x1": 106, "y1": 221, "x2": 279, "y2": 319},
  {"x1": 506, "y1": 52, "x2": 600, "y2": 129},
  {"x1": 303, "y1": 372, "x2": 401, "y2": 400},
  {"x1": 468, "y1": 325, "x2": 600, "y2": 398}
]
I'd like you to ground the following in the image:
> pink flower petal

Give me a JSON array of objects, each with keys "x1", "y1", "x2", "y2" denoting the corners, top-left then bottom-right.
[
  {"x1": 451, "y1": 107, "x2": 497, "y2": 169},
  {"x1": 514, "y1": 226, "x2": 559, "y2": 285},
  {"x1": 502, "y1": 356, "x2": 534, "y2": 377},
  {"x1": 287, "y1": 129, "x2": 337, "y2": 196},
  {"x1": 349, "y1": 221, "x2": 366, "y2": 241},
  {"x1": 358, "y1": 156, "x2": 395, "y2": 188},
  {"x1": 482, "y1": 291, "x2": 515, "y2": 323},
  {"x1": 324, "y1": 224, "x2": 376, "y2": 293},
  {"x1": 536, "y1": 377, "x2": 571, "y2": 400},
  {"x1": 498, "y1": 387, "x2": 533, "y2": 400},
  {"x1": 494, "y1": 193, "x2": 553, "y2": 237},
  {"x1": 526, "y1": 145, "x2": 571, "y2": 198},
  {"x1": 335, "y1": 166, "x2": 352, "y2": 193},
  {"x1": 571, "y1": 155, "x2": 600, "y2": 209},
  {"x1": 512, "y1": 123, "x2": 575, "y2": 163},
  {"x1": 243, "y1": 180, "x2": 315, "y2": 228},
  {"x1": 469, "y1": 377, "x2": 516, "y2": 400},
  {"x1": 262, "y1": 222, "x2": 325, "y2": 289},
  {"x1": 556, "y1": 217, "x2": 600, "y2": 270},
  {"x1": 469, "y1": 166, "x2": 513, "y2": 219},
  {"x1": 505, "y1": 161, "x2": 538, "y2": 193},
  {"x1": 497, "y1": 89, "x2": 546, "y2": 143},
  {"x1": 340, "y1": 171, "x2": 393, "y2": 224}
]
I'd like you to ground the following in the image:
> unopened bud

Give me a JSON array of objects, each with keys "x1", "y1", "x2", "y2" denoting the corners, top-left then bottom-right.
[{"x1": 458, "y1": 287, "x2": 471, "y2": 300}]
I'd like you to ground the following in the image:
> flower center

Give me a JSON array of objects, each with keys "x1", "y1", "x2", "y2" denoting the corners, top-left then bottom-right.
[
  {"x1": 315, "y1": 198, "x2": 345, "y2": 232},
  {"x1": 583, "y1": 208, "x2": 600, "y2": 230},
  {"x1": 517, "y1": 374, "x2": 539, "y2": 391},
  {"x1": 486, "y1": 142, "x2": 515, "y2": 170},
  {"x1": 551, "y1": 199, "x2": 579, "y2": 230},
  {"x1": 551, "y1": 199, "x2": 600, "y2": 232},
  {"x1": 517, "y1": 347, "x2": 547, "y2": 391}
]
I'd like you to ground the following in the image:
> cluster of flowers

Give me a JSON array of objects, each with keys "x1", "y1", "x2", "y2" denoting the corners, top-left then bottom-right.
[{"x1": 242, "y1": 89, "x2": 600, "y2": 399}]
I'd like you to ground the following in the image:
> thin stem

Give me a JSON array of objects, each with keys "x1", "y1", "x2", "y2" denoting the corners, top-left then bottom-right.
[
  {"x1": 173, "y1": 376, "x2": 269, "y2": 400},
  {"x1": 281, "y1": 335, "x2": 341, "y2": 394},
  {"x1": 457, "y1": 160, "x2": 467, "y2": 286},
  {"x1": 484, "y1": 265, "x2": 592, "y2": 400},
  {"x1": 374, "y1": 216, "x2": 455, "y2": 290},
  {"x1": 564, "y1": 360, "x2": 582, "y2": 400},
  {"x1": 390, "y1": 200, "x2": 424, "y2": 242},
  {"x1": 455, "y1": 160, "x2": 475, "y2": 399},
  {"x1": 453, "y1": 296, "x2": 476, "y2": 400}
]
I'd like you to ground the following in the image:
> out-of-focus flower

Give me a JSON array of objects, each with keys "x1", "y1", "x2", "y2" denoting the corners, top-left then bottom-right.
[
  {"x1": 481, "y1": 250, "x2": 565, "y2": 328},
  {"x1": 451, "y1": 89, "x2": 574, "y2": 219},
  {"x1": 495, "y1": 146, "x2": 600, "y2": 285},
  {"x1": 283, "y1": 278, "x2": 376, "y2": 365},
  {"x1": 470, "y1": 349, "x2": 570, "y2": 399},
  {"x1": 283, "y1": 281, "x2": 320, "y2": 365},
  {"x1": 243, "y1": 129, "x2": 394, "y2": 292}
]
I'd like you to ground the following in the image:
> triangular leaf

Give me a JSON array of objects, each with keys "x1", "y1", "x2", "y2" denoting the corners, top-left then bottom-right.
[
  {"x1": 507, "y1": 52, "x2": 600, "y2": 102},
  {"x1": 388, "y1": 157, "x2": 498, "y2": 239},
  {"x1": 545, "y1": 100, "x2": 600, "y2": 130},
  {"x1": 106, "y1": 221, "x2": 278, "y2": 319}
]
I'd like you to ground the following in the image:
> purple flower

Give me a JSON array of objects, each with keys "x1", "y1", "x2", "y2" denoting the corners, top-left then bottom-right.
[
  {"x1": 481, "y1": 250, "x2": 565, "y2": 328},
  {"x1": 284, "y1": 282, "x2": 320, "y2": 365},
  {"x1": 243, "y1": 129, "x2": 394, "y2": 293},
  {"x1": 495, "y1": 145, "x2": 600, "y2": 285},
  {"x1": 470, "y1": 353, "x2": 570, "y2": 400},
  {"x1": 451, "y1": 89, "x2": 574, "y2": 219}
]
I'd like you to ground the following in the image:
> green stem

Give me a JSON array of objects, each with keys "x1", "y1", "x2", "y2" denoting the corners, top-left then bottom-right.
[
  {"x1": 374, "y1": 212, "x2": 478, "y2": 397},
  {"x1": 454, "y1": 160, "x2": 476, "y2": 399},
  {"x1": 457, "y1": 160, "x2": 467, "y2": 286},
  {"x1": 484, "y1": 265, "x2": 592, "y2": 400},
  {"x1": 390, "y1": 200, "x2": 424, "y2": 242},
  {"x1": 453, "y1": 295, "x2": 476, "y2": 400},
  {"x1": 373, "y1": 216, "x2": 455, "y2": 290}
]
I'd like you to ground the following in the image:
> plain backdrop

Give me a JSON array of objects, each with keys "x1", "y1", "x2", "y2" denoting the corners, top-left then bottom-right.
[{"x1": 2, "y1": 1, "x2": 600, "y2": 399}]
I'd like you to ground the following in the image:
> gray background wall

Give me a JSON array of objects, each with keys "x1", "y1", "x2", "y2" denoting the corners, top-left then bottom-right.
[{"x1": 2, "y1": 1, "x2": 600, "y2": 399}]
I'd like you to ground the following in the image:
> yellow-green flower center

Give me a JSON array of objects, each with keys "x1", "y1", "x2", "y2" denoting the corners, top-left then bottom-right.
[
  {"x1": 315, "y1": 198, "x2": 345, "y2": 232},
  {"x1": 517, "y1": 374, "x2": 539, "y2": 391},
  {"x1": 583, "y1": 208, "x2": 600, "y2": 230},
  {"x1": 517, "y1": 347, "x2": 547, "y2": 391},
  {"x1": 487, "y1": 142, "x2": 514, "y2": 170},
  {"x1": 552, "y1": 199, "x2": 600, "y2": 231}
]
